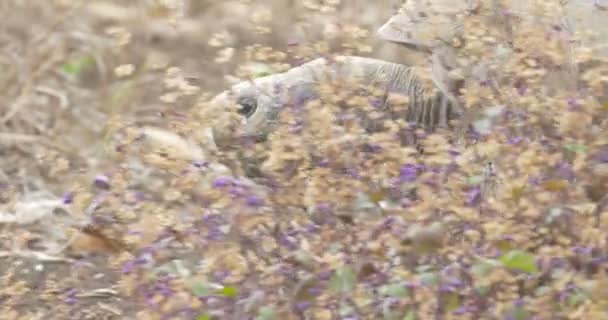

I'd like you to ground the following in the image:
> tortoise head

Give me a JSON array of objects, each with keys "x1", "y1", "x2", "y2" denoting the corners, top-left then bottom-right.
[
  {"x1": 208, "y1": 76, "x2": 284, "y2": 147},
  {"x1": 207, "y1": 72, "x2": 320, "y2": 148}
]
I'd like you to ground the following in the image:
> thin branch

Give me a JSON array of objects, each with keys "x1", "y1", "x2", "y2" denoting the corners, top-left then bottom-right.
[{"x1": 0, "y1": 250, "x2": 75, "y2": 263}]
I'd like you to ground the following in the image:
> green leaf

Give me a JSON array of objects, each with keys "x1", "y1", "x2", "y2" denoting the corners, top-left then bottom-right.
[
  {"x1": 475, "y1": 285, "x2": 489, "y2": 295},
  {"x1": 471, "y1": 259, "x2": 501, "y2": 277},
  {"x1": 354, "y1": 193, "x2": 378, "y2": 210},
  {"x1": 190, "y1": 282, "x2": 213, "y2": 297},
  {"x1": 329, "y1": 265, "x2": 357, "y2": 293},
  {"x1": 329, "y1": 242, "x2": 343, "y2": 253},
  {"x1": 509, "y1": 185, "x2": 527, "y2": 202},
  {"x1": 379, "y1": 283, "x2": 408, "y2": 297},
  {"x1": 499, "y1": 250, "x2": 539, "y2": 274},
  {"x1": 368, "y1": 188, "x2": 388, "y2": 203},
  {"x1": 255, "y1": 306, "x2": 277, "y2": 320},
  {"x1": 293, "y1": 250, "x2": 317, "y2": 269},
  {"x1": 338, "y1": 302, "x2": 355, "y2": 317},
  {"x1": 563, "y1": 143, "x2": 587, "y2": 154},
  {"x1": 403, "y1": 310, "x2": 416, "y2": 320},
  {"x1": 445, "y1": 292, "x2": 461, "y2": 311},
  {"x1": 484, "y1": 105, "x2": 506, "y2": 118},
  {"x1": 415, "y1": 264, "x2": 434, "y2": 273},
  {"x1": 493, "y1": 238, "x2": 514, "y2": 252},
  {"x1": 534, "y1": 285, "x2": 551, "y2": 297},
  {"x1": 196, "y1": 314, "x2": 211, "y2": 320},
  {"x1": 218, "y1": 285, "x2": 239, "y2": 298},
  {"x1": 551, "y1": 268, "x2": 568, "y2": 280},
  {"x1": 61, "y1": 55, "x2": 95, "y2": 76},
  {"x1": 567, "y1": 291, "x2": 589, "y2": 307},
  {"x1": 155, "y1": 259, "x2": 191, "y2": 278},
  {"x1": 255, "y1": 71, "x2": 272, "y2": 78},
  {"x1": 467, "y1": 175, "x2": 485, "y2": 186},
  {"x1": 508, "y1": 306, "x2": 530, "y2": 320},
  {"x1": 472, "y1": 118, "x2": 493, "y2": 135},
  {"x1": 418, "y1": 272, "x2": 439, "y2": 286}
]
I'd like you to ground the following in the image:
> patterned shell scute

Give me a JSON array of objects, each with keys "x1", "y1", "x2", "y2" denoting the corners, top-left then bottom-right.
[{"x1": 377, "y1": 0, "x2": 479, "y2": 49}]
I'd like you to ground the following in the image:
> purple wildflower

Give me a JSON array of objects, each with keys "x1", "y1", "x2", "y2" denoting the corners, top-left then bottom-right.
[
  {"x1": 399, "y1": 164, "x2": 418, "y2": 182},
  {"x1": 361, "y1": 143, "x2": 383, "y2": 153},
  {"x1": 62, "y1": 192, "x2": 73, "y2": 204},
  {"x1": 319, "y1": 270, "x2": 333, "y2": 281},
  {"x1": 202, "y1": 213, "x2": 226, "y2": 226},
  {"x1": 400, "y1": 198, "x2": 413, "y2": 208},
  {"x1": 278, "y1": 265, "x2": 296, "y2": 278},
  {"x1": 316, "y1": 202, "x2": 333, "y2": 214},
  {"x1": 289, "y1": 120, "x2": 305, "y2": 134},
  {"x1": 516, "y1": 82, "x2": 527, "y2": 96},
  {"x1": 245, "y1": 195, "x2": 264, "y2": 207},
  {"x1": 294, "y1": 301, "x2": 311, "y2": 312},
  {"x1": 135, "y1": 191, "x2": 149, "y2": 202},
  {"x1": 596, "y1": 148, "x2": 608, "y2": 163},
  {"x1": 193, "y1": 160, "x2": 208, "y2": 168},
  {"x1": 122, "y1": 259, "x2": 137, "y2": 274},
  {"x1": 156, "y1": 281, "x2": 173, "y2": 298},
  {"x1": 278, "y1": 233, "x2": 298, "y2": 250},
  {"x1": 308, "y1": 287, "x2": 322, "y2": 295},
  {"x1": 454, "y1": 306, "x2": 471, "y2": 315},
  {"x1": 370, "y1": 98, "x2": 384, "y2": 108},
  {"x1": 214, "y1": 270, "x2": 231, "y2": 282},
  {"x1": 448, "y1": 147, "x2": 461, "y2": 157},
  {"x1": 571, "y1": 246, "x2": 592, "y2": 255},
  {"x1": 466, "y1": 186, "x2": 482, "y2": 206},
  {"x1": 567, "y1": 97, "x2": 580, "y2": 111},
  {"x1": 508, "y1": 136, "x2": 524, "y2": 145},
  {"x1": 93, "y1": 174, "x2": 111, "y2": 189},
  {"x1": 444, "y1": 277, "x2": 464, "y2": 289},
  {"x1": 345, "y1": 167, "x2": 359, "y2": 179},
  {"x1": 206, "y1": 228, "x2": 224, "y2": 241},
  {"x1": 305, "y1": 223, "x2": 320, "y2": 233},
  {"x1": 212, "y1": 176, "x2": 234, "y2": 188},
  {"x1": 64, "y1": 288, "x2": 78, "y2": 305},
  {"x1": 227, "y1": 186, "x2": 247, "y2": 197},
  {"x1": 143, "y1": 289, "x2": 158, "y2": 308},
  {"x1": 528, "y1": 176, "x2": 541, "y2": 186},
  {"x1": 549, "y1": 257, "x2": 565, "y2": 269},
  {"x1": 557, "y1": 162, "x2": 575, "y2": 182},
  {"x1": 317, "y1": 158, "x2": 330, "y2": 167},
  {"x1": 590, "y1": 256, "x2": 608, "y2": 267}
]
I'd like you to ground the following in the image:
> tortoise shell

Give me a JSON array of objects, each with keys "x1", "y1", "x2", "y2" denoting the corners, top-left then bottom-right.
[
  {"x1": 377, "y1": 0, "x2": 479, "y2": 51},
  {"x1": 379, "y1": 0, "x2": 608, "y2": 104}
]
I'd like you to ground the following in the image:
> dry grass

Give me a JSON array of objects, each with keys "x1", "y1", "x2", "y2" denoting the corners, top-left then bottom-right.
[{"x1": 1, "y1": 0, "x2": 607, "y2": 319}]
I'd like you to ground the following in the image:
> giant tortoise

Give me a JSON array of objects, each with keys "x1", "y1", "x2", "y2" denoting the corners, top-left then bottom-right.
[{"x1": 207, "y1": 0, "x2": 608, "y2": 146}]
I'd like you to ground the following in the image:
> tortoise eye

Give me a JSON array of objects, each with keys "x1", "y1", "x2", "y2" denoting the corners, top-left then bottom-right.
[{"x1": 237, "y1": 97, "x2": 257, "y2": 118}]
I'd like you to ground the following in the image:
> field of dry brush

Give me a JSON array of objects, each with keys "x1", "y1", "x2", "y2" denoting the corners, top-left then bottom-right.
[{"x1": 1, "y1": 1, "x2": 608, "y2": 319}]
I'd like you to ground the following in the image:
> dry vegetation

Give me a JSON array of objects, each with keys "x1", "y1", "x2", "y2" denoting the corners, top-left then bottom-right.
[{"x1": 1, "y1": 0, "x2": 608, "y2": 319}]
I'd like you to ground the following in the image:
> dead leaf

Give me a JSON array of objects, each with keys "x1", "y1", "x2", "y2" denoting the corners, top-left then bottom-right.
[
  {"x1": 292, "y1": 276, "x2": 319, "y2": 303},
  {"x1": 541, "y1": 179, "x2": 569, "y2": 192},
  {"x1": 67, "y1": 226, "x2": 127, "y2": 255}
]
